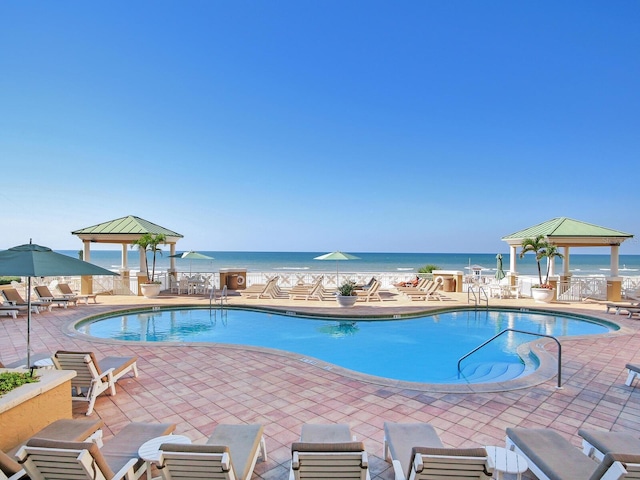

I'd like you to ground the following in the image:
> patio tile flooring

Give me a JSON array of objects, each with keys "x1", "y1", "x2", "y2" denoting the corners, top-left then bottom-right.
[{"x1": 2, "y1": 289, "x2": 640, "y2": 479}]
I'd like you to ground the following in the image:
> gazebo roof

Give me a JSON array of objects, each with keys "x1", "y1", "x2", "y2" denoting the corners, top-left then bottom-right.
[
  {"x1": 72, "y1": 215, "x2": 183, "y2": 244},
  {"x1": 502, "y1": 217, "x2": 633, "y2": 247}
]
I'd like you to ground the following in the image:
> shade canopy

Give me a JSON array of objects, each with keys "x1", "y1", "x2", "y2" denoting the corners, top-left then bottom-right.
[
  {"x1": 313, "y1": 251, "x2": 360, "y2": 286},
  {"x1": 0, "y1": 243, "x2": 118, "y2": 277},
  {"x1": 313, "y1": 251, "x2": 360, "y2": 261},
  {"x1": 169, "y1": 251, "x2": 214, "y2": 261},
  {"x1": 0, "y1": 242, "x2": 117, "y2": 367}
]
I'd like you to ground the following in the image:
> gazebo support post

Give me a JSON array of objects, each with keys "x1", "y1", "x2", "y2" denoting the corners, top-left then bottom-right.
[
  {"x1": 81, "y1": 241, "x2": 93, "y2": 295},
  {"x1": 608, "y1": 244, "x2": 622, "y2": 301}
]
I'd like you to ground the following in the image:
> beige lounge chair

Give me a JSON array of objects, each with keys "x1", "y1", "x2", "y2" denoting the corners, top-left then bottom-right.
[
  {"x1": 506, "y1": 427, "x2": 640, "y2": 480},
  {"x1": 402, "y1": 281, "x2": 443, "y2": 301},
  {"x1": 0, "y1": 305, "x2": 21, "y2": 319},
  {"x1": 56, "y1": 283, "x2": 98, "y2": 304},
  {"x1": 158, "y1": 424, "x2": 267, "y2": 480},
  {"x1": 356, "y1": 280, "x2": 382, "y2": 302},
  {"x1": 290, "y1": 424, "x2": 370, "y2": 480},
  {"x1": 579, "y1": 429, "x2": 640, "y2": 462},
  {"x1": 289, "y1": 277, "x2": 324, "y2": 300},
  {"x1": 1, "y1": 288, "x2": 52, "y2": 313},
  {"x1": 53, "y1": 350, "x2": 139, "y2": 415},
  {"x1": 396, "y1": 277, "x2": 429, "y2": 292},
  {"x1": 17, "y1": 421, "x2": 176, "y2": 480},
  {"x1": 383, "y1": 422, "x2": 492, "y2": 480},
  {"x1": 34, "y1": 285, "x2": 76, "y2": 307},
  {"x1": 240, "y1": 277, "x2": 277, "y2": 299},
  {"x1": 1, "y1": 418, "x2": 103, "y2": 480}
]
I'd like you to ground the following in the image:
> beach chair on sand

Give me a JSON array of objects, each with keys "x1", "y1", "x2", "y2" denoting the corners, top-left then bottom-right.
[
  {"x1": 57, "y1": 283, "x2": 98, "y2": 304},
  {"x1": 291, "y1": 424, "x2": 370, "y2": 480},
  {"x1": 34, "y1": 285, "x2": 77, "y2": 308},
  {"x1": 383, "y1": 422, "x2": 492, "y2": 480},
  {"x1": 157, "y1": 424, "x2": 267, "y2": 480},
  {"x1": 53, "y1": 350, "x2": 139, "y2": 415},
  {"x1": 506, "y1": 427, "x2": 640, "y2": 480},
  {"x1": 2, "y1": 288, "x2": 53, "y2": 313},
  {"x1": 16, "y1": 421, "x2": 176, "y2": 480}
]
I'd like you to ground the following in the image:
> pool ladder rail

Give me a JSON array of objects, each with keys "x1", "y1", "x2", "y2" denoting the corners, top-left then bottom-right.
[
  {"x1": 457, "y1": 328, "x2": 562, "y2": 388},
  {"x1": 467, "y1": 284, "x2": 489, "y2": 308},
  {"x1": 209, "y1": 285, "x2": 228, "y2": 307}
]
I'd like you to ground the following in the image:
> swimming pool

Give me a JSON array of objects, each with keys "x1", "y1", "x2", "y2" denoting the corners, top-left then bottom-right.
[{"x1": 77, "y1": 308, "x2": 613, "y2": 385}]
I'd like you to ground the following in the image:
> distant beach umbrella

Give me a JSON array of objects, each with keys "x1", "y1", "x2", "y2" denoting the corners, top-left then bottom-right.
[
  {"x1": 313, "y1": 251, "x2": 360, "y2": 286},
  {"x1": 495, "y1": 254, "x2": 506, "y2": 281},
  {"x1": 0, "y1": 241, "x2": 118, "y2": 367},
  {"x1": 169, "y1": 251, "x2": 214, "y2": 275}
]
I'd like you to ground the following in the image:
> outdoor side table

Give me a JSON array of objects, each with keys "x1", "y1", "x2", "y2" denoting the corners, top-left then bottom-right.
[
  {"x1": 485, "y1": 445, "x2": 528, "y2": 480},
  {"x1": 138, "y1": 434, "x2": 191, "y2": 480}
]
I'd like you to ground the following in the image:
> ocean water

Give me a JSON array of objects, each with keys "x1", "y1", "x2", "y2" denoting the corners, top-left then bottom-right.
[{"x1": 58, "y1": 250, "x2": 640, "y2": 277}]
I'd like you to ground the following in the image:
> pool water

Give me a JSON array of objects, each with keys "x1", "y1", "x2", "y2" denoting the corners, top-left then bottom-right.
[{"x1": 77, "y1": 308, "x2": 612, "y2": 384}]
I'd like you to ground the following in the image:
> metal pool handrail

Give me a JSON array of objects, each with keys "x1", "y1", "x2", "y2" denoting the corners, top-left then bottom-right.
[{"x1": 457, "y1": 328, "x2": 562, "y2": 388}]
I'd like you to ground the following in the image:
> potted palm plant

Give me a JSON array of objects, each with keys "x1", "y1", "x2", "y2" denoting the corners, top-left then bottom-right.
[
  {"x1": 519, "y1": 235, "x2": 564, "y2": 303},
  {"x1": 131, "y1": 233, "x2": 167, "y2": 298},
  {"x1": 336, "y1": 280, "x2": 358, "y2": 307}
]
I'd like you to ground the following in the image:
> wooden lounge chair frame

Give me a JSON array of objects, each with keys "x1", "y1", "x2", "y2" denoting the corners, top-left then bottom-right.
[
  {"x1": 16, "y1": 422, "x2": 175, "y2": 480},
  {"x1": 291, "y1": 424, "x2": 370, "y2": 480},
  {"x1": 383, "y1": 422, "x2": 491, "y2": 480},
  {"x1": 53, "y1": 351, "x2": 139, "y2": 415},
  {"x1": 356, "y1": 280, "x2": 382, "y2": 302},
  {"x1": 158, "y1": 424, "x2": 267, "y2": 480}
]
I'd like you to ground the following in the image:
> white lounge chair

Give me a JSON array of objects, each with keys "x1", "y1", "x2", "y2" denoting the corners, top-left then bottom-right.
[
  {"x1": 53, "y1": 350, "x2": 139, "y2": 415},
  {"x1": 579, "y1": 429, "x2": 640, "y2": 462},
  {"x1": 16, "y1": 421, "x2": 175, "y2": 480},
  {"x1": 56, "y1": 283, "x2": 98, "y2": 304},
  {"x1": 506, "y1": 427, "x2": 640, "y2": 480},
  {"x1": 383, "y1": 422, "x2": 492, "y2": 480},
  {"x1": 157, "y1": 424, "x2": 267, "y2": 480},
  {"x1": 290, "y1": 424, "x2": 370, "y2": 480},
  {"x1": 2, "y1": 288, "x2": 52, "y2": 313},
  {"x1": 0, "y1": 418, "x2": 103, "y2": 480},
  {"x1": 626, "y1": 363, "x2": 640, "y2": 387}
]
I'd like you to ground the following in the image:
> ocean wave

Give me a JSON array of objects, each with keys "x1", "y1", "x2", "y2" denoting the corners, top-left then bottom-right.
[
  {"x1": 396, "y1": 268, "x2": 414, "y2": 271},
  {"x1": 274, "y1": 267, "x2": 310, "y2": 270}
]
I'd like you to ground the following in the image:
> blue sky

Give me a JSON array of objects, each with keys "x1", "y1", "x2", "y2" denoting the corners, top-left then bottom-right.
[{"x1": 1, "y1": 1, "x2": 639, "y2": 254}]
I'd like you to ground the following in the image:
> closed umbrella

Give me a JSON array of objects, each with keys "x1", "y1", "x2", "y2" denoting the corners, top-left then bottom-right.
[
  {"x1": 0, "y1": 242, "x2": 118, "y2": 367},
  {"x1": 313, "y1": 251, "x2": 360, "y2": 286},
  {"x1": 169, "y1": 251, "x2": 214, "y2": 275},
  {"x1": 495, "y1": 253, "x2": 506, "y2": 281}
]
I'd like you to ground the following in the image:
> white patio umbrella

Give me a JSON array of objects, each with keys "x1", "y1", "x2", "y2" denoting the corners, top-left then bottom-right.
[
  {"x1": 313, "y1": 251, "x2": 360, "y2": 286},
  {"x1": 0, "y1": 242, "x2": 118, "y2": 367},
  {"x1": 169, "y1": 251, "x2": 214, "y2": 275}
]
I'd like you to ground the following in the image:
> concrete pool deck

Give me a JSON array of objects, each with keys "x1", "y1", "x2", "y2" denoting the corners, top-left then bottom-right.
[{"x1": 2, "y1": 289, "x2": 640, "y2": 479}]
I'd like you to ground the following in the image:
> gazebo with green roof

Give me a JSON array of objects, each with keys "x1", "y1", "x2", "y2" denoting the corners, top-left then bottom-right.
[
  {"x1": 72, "y1": 215, "x2": 183, "y2": 295},
  {"x1": 502, "y1": 217, "x2": 633, "y2": 300}
]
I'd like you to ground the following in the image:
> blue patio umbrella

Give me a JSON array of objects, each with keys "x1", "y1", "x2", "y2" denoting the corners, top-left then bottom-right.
[{"x1": 0, "y1": 242, "x2": 118, "y2": 367}]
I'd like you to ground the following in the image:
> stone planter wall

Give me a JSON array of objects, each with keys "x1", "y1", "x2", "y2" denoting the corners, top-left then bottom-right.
[{"x1": 0, "y1": 369, "x2": 75, "y2": 451}]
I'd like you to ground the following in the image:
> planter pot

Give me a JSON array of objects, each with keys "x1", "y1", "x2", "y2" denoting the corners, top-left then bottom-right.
[
  {"x1": 531, "y1": 287, "x2": 555, "y2": 303},
  {"x1": 336, "y1": 295, "x2": 358, "y2": 307},
  {"x1": 140, "y1": 283, "x2": 162, "y2": 298}
]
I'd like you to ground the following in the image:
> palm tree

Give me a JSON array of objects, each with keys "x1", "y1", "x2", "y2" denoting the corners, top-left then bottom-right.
[
  {"x1": 131, "y1": 233, "x2": 167, "y2": 283},
  {"x1": 541, "y1": 243, "x2": 564, "y2": 286},
  {"x1": 519, "y1": 235, "x2": 547, "y2": 286}
]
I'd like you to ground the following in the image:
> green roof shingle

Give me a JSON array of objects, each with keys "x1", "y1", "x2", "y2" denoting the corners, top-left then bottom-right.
[
  {"x1": 502, "y1": 217, "x2": 632, "y2": 240},
  {"x1": 72, "y1": 215, "x2": 183, "y2": 237}
]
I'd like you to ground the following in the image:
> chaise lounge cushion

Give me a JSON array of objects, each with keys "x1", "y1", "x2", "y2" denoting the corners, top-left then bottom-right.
[
  {"x1": 206, "y1": 424, "x2": 264, "y2": 480},
  {"x1": 506, "y1": 428, "x2": 598, "y2": 480},
  {"x1": 384, "y1": 422, "x2": 444, "y2": 478},
  {"x1": 579, "y1": 429, "x2": 640, "y2": 456}
]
